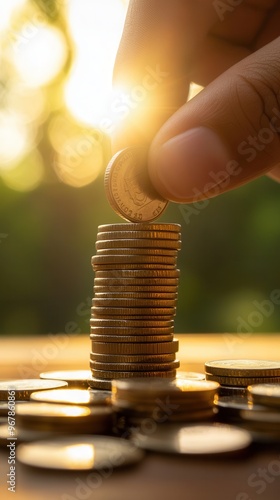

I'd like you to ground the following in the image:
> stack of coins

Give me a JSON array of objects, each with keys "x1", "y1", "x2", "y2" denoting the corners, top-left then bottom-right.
[
  {"x1": 205, "y1": 360, "x2": 280, "y2": 389},
  {"x1": 89, "y1": 223, "x2": 181, "y2": 390},
  {"x1": 111, "y1": 378, "x2": 219, "y2": 427}
]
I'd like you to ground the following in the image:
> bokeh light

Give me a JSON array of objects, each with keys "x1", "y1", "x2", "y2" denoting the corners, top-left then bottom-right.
[
  {"x1": 12, "y1": 25, "x2": 67, "y2": 87},
  {"x1": 1, "y1": 149, "x2": 44, "y2": 191}
]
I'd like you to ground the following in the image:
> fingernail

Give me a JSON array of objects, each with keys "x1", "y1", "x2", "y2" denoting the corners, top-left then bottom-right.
[{"x1": 149, "y1": 127, "x2": 230, "y2": 202}]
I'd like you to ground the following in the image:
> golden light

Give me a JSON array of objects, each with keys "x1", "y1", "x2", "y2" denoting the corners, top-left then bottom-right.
[
  {"x1": 0, "y1": 0, "x2": 26, "y2": 32},
  {"x1": 64, "y1": 444, "x2": 95, "y2": 468},
  {"x1": 1, "y1": 149, "x2": 44, "y2": 192},
  {"x1": 64, "y1": 0, "x2": 127, "y2": 127},
  {"x1": 53, "y1": 134, "x2": 103, "y2": 188},
  {"x1": 0, "y1": 112, "x2": 31, "y2": 167},
  {"x1": 31, "y1": 389, "x2": 93, "y2": 405},
  {"x1": 7, "y1": 82, "x2": 46, "y2": 124},
  {"x1": 12, "y1": 25, "x2": 67, "y2": 87}
]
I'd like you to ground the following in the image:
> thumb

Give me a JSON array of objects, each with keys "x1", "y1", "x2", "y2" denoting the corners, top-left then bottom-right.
[{"x1": 148, "y1": 38, "x2": 280, "y2": 203}]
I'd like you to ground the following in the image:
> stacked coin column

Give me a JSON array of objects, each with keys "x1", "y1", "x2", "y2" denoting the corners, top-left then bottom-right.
[{"x1": 89, "y1": 223, "x2": 181, "y2": 390}]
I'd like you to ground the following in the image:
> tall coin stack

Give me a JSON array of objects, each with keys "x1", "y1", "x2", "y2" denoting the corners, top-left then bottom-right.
[{"x1": 89, "y1": 223, "x2": 181, "y2": 390}]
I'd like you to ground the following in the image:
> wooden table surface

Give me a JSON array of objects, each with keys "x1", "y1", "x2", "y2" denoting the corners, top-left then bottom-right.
[{"x1": 0, "y1": 333, "x2": 280, "y2": 500}]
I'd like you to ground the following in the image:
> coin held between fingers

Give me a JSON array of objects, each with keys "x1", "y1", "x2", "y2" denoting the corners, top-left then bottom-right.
[{"x1": 104, "y1": 146, "x2": 168, "y2": 222}]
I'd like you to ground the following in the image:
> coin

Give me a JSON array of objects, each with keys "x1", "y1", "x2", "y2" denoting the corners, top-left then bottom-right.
[
  {"x1": 40, "y1": 370, "x2": 91, "y2": 388},
  {"x1": 92, "y1": 255, "x2": 177, "y2": 266},
  {"x1": 96, "y1": 239, "x2": 182, "y2": 250},
  {"x1": 205, "y1": 373, "x2": 280, "y2": 386},
  {"x1": 90, "y1": 353, "x2": 176, "y2": 363},
  {"x1": 92, "y1": 306, "x2": 176, "y2": 317},
  {"x1": 94, "y1": 291, "x2": 177, "y2": 299},
  {"x1": 88, "y1": 376, "x2": 112, "y2": 390},
  {"x1": 90, "y1": 334, "x2": 173, "y2": 343},
  {"x1": 92, "y1": 298, "x2": 177, "y2": 308},
  {"x1": 94, "y1": 269, "x2": 180, "y2": 278},
  {"x1": 30, "y1": 389, "x2": 111, "y2": 406},
  {"x1": 97, "y1": 230, "x2": 180, "y2": 241},
  {"x1": 17, "y1": 436, "x2": 144, "y2": 470},
  {"x1": 0, "y1": 401, "x2": 26, "y2": 416},
  {"x1": 247, "y1": 384, "x2": 280, "y2": 407},
  {"x1": 92, "y1": 369, "x2": 177, "y2": 379},
  {"x1": 16, "y1": 403, "x2": 112, "y2": 433},
  {"x1": 92, "y1": 340, "x2": 179, "y2": 355},
  {"x1": 90, "y1": 360, "x2": 179, "y2": 372},
  {"x1": 132, "y1": 423, "x2": 252, "y2": 455},
  {"x1": 205, "y1": 360, "x2": 280, "y2": 377},
  {"x1": 97, "y1": 248, "x2": 178, "y2": 256},
  {"x1": 176, "y1": 371, "x2": 205, "y2": 381},
  {"x1": 98, "y1": 223, "x2": 181, "y2": 233},
  {"x1": 0, "y1": 379, "x2": 68, "y2": 401},
  {"x1": 104, "y1": 146, "x2": 168, "y2": 222},
  {"x1": 90, "y1": 318, "x2": 174, "y2": 328},
  {"x1": 112, "y1": 378, "x2": 219, "y2": 401},
  {"x1": 94, "y1": 285, "x2": 178, "y2": 293},
  {"x1": 90, "y1": 327, "x2": 174, "y2": 336}
]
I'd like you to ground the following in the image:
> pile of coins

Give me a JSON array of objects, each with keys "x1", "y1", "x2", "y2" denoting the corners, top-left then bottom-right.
[
  {"x1": 205, "y1": 360, "x2": 280, "y2": 388},
  {"x1": 89, "y1": 223, "x2": 181, "y2": 390},
  {"x1": 111, "y1": 378, "x2": 219, "y2": 428}
]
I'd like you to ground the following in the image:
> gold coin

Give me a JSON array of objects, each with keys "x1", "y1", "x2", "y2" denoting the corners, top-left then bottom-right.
[
  {"x1": 129, "y1": 408, "x2": 215, "y2": 423},
  {"x1": 92, "y1": 255, "x2": 177, "y2": 266},
  {"x1": 90, "y1": 352, "x2": 176, "y2": 363},
  {"x1": 176, "y1": 371, "x2": 205, "y2": 381},
  {"x1": 92, "y1": 369, "x2": 177, "y2": 380},
  {"x1": 94, "y1": 291, "x2": 178, "y2": 299},
  {"x1": 96, "y1": 239, "x2": 182, "y2": 250},
  {"x1": 40, "y1": 370, "x2": 91, "y2": 388},
  {"x1": 92, "y1": 298, "x2": 177, "y2": 308},
  {"x1": 90, "y1": 333, "x2": 173, "y2": 343},
  {"x1": 205, "y1": 373, "x2": 280, "y2": 386},
  {"x1": 205, "y1": 360, "x2": 280, "y2": 377},
  {"x1": 92, "y1": 306, "x2": 176, "y2": 317},
  {"x1": 112, "y1": 378, "x2": 219, "y2": 400},
  {"x1": 104, "y1": 147, "x2": 168, "y2": 222},
  {"x1": 30, "y1": 389, "x2": 111, "y2": 406},
  {"x1": 248, "y1": 384, "x2": 280, "y2": 407},
  {"x1": 90, "y1": 318, "x2": 174, "y2": 328},
  {"x1": 98, "y1": 223, "x2": 181, "y2": 233},
  {"x1": 97, "y1": 230, "x2": 180, "y2": 241},
  {"x1": 97, "y1": 248, "x2": 178, "y2": 256},
  {"x1": 17, "y1": 436, "x2": 144, "y2": 470},
  {"x1": 90, "y1": 327, "x2": 174, "y2": 335},
  {"x1": 0, "y1": 379, "x2": 68, "y2": 401},
  {"x1": 90, "y1": 360, "x2": 179, "y2": 372},
  {"x1": 94, "y1": 269, "x2": 180, "y2": 278},
  {"x1": 16, "y1": 403, "x2": 112, "y2": 433},
  {"x1": 94, "y1": 277, "x2": 179, "y2": 286},
  {"x1": 92, "y1": 340, "x2": 179, "y2": 355},
  {"x1": 88, "y1": 376, "x2": 112, "y2": 390},
  {"x1": 93, "y1": 263, "x2": 176, "y2": 270},
  {"x1": 132, "y1": 423, "x2": 252, "y2": 456}
]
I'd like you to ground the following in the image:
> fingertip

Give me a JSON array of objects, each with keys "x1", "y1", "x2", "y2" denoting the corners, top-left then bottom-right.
[{"x1": 148, "y1": 127, "x2": 231, "y2": 203}]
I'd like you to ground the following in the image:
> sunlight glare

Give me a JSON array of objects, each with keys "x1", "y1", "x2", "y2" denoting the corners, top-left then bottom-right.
[{"x1": 64, "y1": 0, "x2": 126, "y2": 127}]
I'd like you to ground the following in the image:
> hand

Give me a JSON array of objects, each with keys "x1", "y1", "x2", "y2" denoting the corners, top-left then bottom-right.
[{"x1": 113, "y1": 0, "x2": 280, "y2": 203}]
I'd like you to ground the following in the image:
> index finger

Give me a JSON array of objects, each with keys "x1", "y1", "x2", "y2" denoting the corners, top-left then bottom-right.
[{"x1": 112, "y1": 0, "x2": 216, "y2": 151}]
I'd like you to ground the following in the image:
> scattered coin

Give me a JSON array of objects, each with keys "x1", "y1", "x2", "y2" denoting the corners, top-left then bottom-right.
[
  {"x1": 205, "y1": 360, "x2": 280, "y2": 377},
  {"x1": 17, "y1": 435, "x2": 144, "y2": 470},
  {"x1": 206, "y1": 373, "x2": 280, "y2": 387},
  {"x1": 40, "y1": 370, "x2": 91, "y2": 388},
  {"x1": 16, "y1": 403, "x2": 112, "y2": 434},
  {"x1": 30, "y1": 389, "x2": 111, "y2": 406},
  {"x1": 247, "y1": 383, "x2": 280, "y2": 407},
  {"x1": 132, "y1": 423, "x2": 252, "y2": 456},
  {"x1": 0, "y1": 379, "x2": 68, "y2": 401}
]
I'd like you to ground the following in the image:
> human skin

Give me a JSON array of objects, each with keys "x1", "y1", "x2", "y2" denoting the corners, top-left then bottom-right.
[{"x1": 113, "y1": 0, "x2": 280, "y2": 203}]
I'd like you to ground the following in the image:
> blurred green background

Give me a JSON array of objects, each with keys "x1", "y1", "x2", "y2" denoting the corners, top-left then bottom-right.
[{"x1": 1, "y1": 0, "x2": 280, "y2": 336}]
